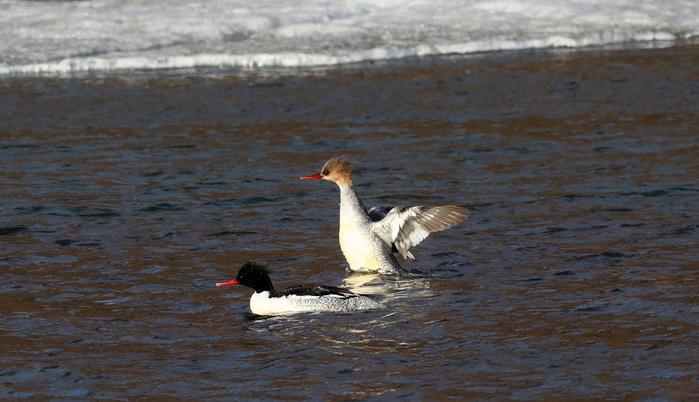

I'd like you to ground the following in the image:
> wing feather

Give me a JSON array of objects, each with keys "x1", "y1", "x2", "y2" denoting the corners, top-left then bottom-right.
[
  {"x1": 371, "y1": 205, "x2": 469, "y2": 260},
  {"x1": 278, "y1": 285, "x2": 357, "y2": 299}
]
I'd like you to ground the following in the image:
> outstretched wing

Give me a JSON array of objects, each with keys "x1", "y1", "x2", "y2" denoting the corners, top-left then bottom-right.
[
  {"x1": 370, "y1": 205, "x2": 469, "y2": 260},
  {"x1": 367, "y1": 206, "x2": 394, "y2": 222}
]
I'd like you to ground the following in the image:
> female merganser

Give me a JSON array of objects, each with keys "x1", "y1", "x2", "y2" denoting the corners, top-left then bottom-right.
[
  {"x1": 215, "y1": 262, "x2": 385, "y2": 315},
  {"x1": 300, "y1": 156, "x2": 469, "y2": 275}
]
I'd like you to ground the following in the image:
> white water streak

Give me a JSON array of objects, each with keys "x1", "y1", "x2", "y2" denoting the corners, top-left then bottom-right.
[{"x1": 1, "y1": 0, "x2": 697, "y2": 74}]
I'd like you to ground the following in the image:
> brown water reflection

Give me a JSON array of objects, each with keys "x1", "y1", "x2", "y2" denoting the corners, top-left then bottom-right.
[{"x1": 1, "y1": 45, "x2": 698, "y2": 399}]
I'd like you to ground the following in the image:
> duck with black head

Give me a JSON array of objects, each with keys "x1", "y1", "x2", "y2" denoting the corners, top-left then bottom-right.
[{"x1": 215, "y1": 262, "x2": 385, "y2": 315}]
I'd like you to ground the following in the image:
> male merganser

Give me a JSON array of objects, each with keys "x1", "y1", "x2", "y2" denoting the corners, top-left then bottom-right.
[
  {"x1": 300, "y1": 156, "x2": 469, "y2": 274},
  {"x1": 215, "y1": 262, "x2": 385, "y2": 315}
]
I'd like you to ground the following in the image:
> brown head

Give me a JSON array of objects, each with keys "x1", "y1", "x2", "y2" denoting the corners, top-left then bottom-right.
[{"x1": 299, "y1": 155, "x2": 353, "y2": 187}]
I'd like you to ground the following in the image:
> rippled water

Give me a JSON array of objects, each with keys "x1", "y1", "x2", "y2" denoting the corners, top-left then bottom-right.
[{"x1": 1, "y1": 46, "x2": 698, "y2": 399}]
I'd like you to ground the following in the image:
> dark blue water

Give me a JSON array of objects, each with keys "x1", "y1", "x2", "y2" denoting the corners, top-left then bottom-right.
[{"x1": 1, "y1": 46, "x2": 698, "y2": 399}]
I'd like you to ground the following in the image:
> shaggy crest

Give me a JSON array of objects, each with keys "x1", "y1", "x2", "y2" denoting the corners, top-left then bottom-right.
[
  {"x1": 239, "y1": 261, "x2": 270, "y2": 276},
  {"x1": 322, "y1": 155, "x2": 353, "y2": 184}
]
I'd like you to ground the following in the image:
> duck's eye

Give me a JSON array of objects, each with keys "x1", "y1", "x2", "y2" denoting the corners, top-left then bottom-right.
[{"x1": 322, "y1": 169, "x2": 330, "y2": 176}]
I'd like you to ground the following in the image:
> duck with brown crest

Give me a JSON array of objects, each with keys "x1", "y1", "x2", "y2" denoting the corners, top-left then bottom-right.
[{"x1": 300, "y1": 156, "x2": 469, "y2": 274}]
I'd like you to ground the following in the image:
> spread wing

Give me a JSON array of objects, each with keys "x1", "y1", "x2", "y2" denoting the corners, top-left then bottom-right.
[
  {"x1": 278, "y1": 285, "x2": 357, "y2": 299},
  {"x1": 367, "y1": 206, "x2": 393, "y2": 222},
  {"x1": 370, "y1": 205, "x2": 470, "y2": 260}
]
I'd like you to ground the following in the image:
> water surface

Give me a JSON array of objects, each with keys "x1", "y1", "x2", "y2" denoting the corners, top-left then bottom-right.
[{"x1": 1, "y1": 45, "x2": 698, "y2": 399}]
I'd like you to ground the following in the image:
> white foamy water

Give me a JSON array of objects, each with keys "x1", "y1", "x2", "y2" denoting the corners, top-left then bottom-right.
[{"x1": 1, "y1": 0, "x2": 698, "y2": 75}]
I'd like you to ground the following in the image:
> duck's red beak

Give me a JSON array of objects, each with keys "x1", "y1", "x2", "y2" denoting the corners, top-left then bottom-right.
[
  {"x1": 215, "y1": 279, "x2": 239, "y2": 287},
  {"x1": 299, "y1": 173, "x2": 323, "y2": 180}
]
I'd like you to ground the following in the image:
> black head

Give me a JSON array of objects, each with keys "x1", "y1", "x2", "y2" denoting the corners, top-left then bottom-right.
[{"x1": 215, "y1": 262, "x2": 275, "y2": 293}]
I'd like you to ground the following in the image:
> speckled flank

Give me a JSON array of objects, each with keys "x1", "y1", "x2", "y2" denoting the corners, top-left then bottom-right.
[{"x1": 250, "y1": 291, "x2": 386, "y2": 315}]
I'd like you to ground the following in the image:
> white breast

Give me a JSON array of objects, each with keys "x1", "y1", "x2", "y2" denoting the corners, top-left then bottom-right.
[{"x1": 339, "y1": 221, "x2": 383, "y2": 271}]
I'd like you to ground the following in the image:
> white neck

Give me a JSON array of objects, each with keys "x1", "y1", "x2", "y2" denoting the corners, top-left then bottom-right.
[{"x1": 339, "y1": 183, "x2": 369, "y2": 224}]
